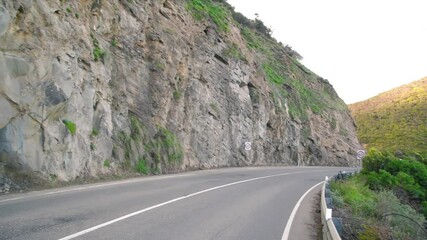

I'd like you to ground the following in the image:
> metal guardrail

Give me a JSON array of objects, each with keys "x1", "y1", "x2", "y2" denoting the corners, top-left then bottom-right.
[
  {"x1": 321, "y1": 176, "x2": 341, "y2": 240},
  {"x1": 321, "y1": 171, "x2": 355, "y2": 240}
]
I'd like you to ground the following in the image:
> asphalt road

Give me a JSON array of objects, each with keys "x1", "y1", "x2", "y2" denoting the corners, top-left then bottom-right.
[{"x1": 0, "y1": 166, "x2": 351, "y2": 240}]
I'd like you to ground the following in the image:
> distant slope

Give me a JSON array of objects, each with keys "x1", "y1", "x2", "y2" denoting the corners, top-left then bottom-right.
[{"x1": 349, "y1": 77, "x2": 427, "y2": 154}]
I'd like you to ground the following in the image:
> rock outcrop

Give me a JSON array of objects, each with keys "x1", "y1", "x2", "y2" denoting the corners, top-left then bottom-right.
[{"x1": 0, "y1": 0, "x2": 361, "y2": 192}]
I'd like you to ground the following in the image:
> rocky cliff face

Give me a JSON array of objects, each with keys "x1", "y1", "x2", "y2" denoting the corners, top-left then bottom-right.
[{"x1": 0, "y1": 0, "x2": 361, "y2": 192}]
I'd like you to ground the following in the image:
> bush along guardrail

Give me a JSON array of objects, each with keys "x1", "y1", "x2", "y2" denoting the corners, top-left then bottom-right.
[{"x1": 321, "y1": 171, "x2": 356, "y2": 240}]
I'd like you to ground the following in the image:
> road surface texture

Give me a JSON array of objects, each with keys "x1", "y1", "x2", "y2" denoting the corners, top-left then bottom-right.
[{"x1": 0, "y1": 166, "x2": 351, "y2": 240}]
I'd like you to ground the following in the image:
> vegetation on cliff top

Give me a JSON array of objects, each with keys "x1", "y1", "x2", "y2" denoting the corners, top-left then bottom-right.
[
  {"x1": 186, "y1": 0, "x2": 346, "y2": 121},
  {"x1": 349, "y1": 77, "x2": 427, "y2": 154}
]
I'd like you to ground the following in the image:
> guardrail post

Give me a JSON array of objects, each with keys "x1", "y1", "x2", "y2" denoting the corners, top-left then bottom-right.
[{"x1": 321, "y1": 173, "x2": 345, "y2": 240}]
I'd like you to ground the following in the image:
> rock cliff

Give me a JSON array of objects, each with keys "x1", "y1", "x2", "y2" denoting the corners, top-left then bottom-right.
[{"x1": 0, "y1": 0, "x2": 361, "y2": 192}]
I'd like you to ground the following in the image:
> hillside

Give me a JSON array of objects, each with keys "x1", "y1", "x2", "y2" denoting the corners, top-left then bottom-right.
[
  {"x1": 0, "y1": 0, "x2": 360, "y2": 191},
  {"x1": 349, "y1": 77, "x2": 427, "y2": 154}
]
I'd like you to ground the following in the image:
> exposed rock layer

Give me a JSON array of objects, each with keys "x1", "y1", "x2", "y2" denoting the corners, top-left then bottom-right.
[{"x1": 0, "y1": 0, "x2": 361, "y2": 191}]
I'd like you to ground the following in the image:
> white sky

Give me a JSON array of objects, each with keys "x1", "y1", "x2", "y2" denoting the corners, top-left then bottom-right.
[{"x1": 227, "y1": 0, "x2": 427, "y2": 104}]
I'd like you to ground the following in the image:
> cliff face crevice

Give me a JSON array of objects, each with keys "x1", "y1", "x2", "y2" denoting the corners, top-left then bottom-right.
[{"x1": 0, "y1": 0, "x2": 361, "y2": 191}]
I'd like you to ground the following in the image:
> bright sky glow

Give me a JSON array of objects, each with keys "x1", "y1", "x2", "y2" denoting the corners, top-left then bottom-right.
[{"x1": 227, "y1": 0, "x2": 427, "y2": 104}]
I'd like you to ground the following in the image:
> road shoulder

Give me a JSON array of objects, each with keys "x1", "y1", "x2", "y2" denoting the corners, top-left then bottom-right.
[{"x1": 288, "y1": 184, "x2": 322, "y2": 240}]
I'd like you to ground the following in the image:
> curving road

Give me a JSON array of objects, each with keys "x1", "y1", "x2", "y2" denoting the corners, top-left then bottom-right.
[{"x1": 0, "y1": 166, "x2": 351, "y2": 240}]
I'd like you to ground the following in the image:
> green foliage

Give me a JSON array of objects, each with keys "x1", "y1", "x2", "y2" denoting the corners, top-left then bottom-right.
[
  {"x1": 103, "y1": 159, "x2": 110, "y2": 168},
  {"x1": 362, "y1": 148, "x2": 393, "y2": 173},
  {"x1": 262, "y1": 63, "x2": 284, "y2": 84},
  {"x1": 91, "y1": 34, "x2": 105, "y2": 62},
  {"x1": 357, "y1": 225, "x2": 383, "y2": 240},
  {"x1": 331, "y1": 175, "x2": 377, "y2": 217},
  {"x1": 376, "y1": 191, "x2": 426, "y2": 239},
  {"x1": 136, "y1": 158, "x2": 149, "y2": 174},
  {"x1": 90, "y1": 143, "x2": 95, "y2": 151},
  {"x1": 121, "y1": 116, "x2": 183, "y2": 174},
  {"x1": 349, "y1": 77, "x2": 427, "y2": 154},
  {"x1": 66, "y1": 7, "x2": 71, "y2": 13},
  {"x1": 241, "y1": 27, "x2": 268, "y2": 52},
  {"x1": 130, "y1": 122, "x2": 184, "y2": 170},
  {"x1": 173, "y1": 90, "x2": 182, "y2": 101},
  {"x1": 62, "y1": 119, "x2": 76, "y2": 135},
  {"x1": 366, "y1": 170, "x2": 397, "y2": 190},
  {"x1": 154, "y1": 61, "x2": 165, "y2": 71},
  {"x1": 240, "y1": 26, "x2": 344, "y2": 121},
  {"x1": 91, "y1": 129, "x2": 99, "y2": 137},
  {"x1": 332, "y1": 176, "x2": 426, "y2": 239},
  {"x1": 362, "y1": 149, "x2": 427, "y2": 217},
  {"x1": 130, "y1": 116, "x2": 144, "y2": 141},
  {"x1": 111, "y1": 39, "x2": 118, "y2": 48},
  {"x1": 222, "y1": 43, "x2": 246, "y2": 62},
  {"x1": 186, "y1": 0, "x2": 230, "y2": 32}
]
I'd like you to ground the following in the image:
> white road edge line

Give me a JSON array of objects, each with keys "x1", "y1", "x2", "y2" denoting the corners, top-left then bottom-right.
[
  {"x1": 281, "y1": 181, "x2": 324, "y2": 240},
  {"x1": 58, "y1": 171, "x2": 312, "y2": 240}
]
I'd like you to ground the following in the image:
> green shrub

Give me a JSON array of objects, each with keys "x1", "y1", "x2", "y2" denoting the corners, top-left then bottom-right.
[
  {"x1": 357, "y1": 225, "x2": 383, "y2": 240},
  {"x1": 144, "y1": 126, "x2": 184, "y2": 167},
  {"x1": 62, "y1": 119, "x2": 76, "y2": 135},
  {"x1": 136, "y1": 158, "x2": 149, "y2": 174},
  {"x1": 111, "y1": 39, "x2": 118, "y2": 47},
  {"x1": 362, "y1": 149, "x2": 427, "y2": 217},
  {"x1": 332, "y1": 176, "x2": 427, "y2": 239},
  {"x1": 91, "y1": 129, "x2": 99, "y2": 137},
  {"x1": 103, "y1": 159, "x2": 110, "y2": 168},
  {"x1": 130, "y1": 116, "x2": 144, "y2": 141},
  {"x1": 91, "y1": 34, "x2": 105, "y2": 62},
  {"x1": 366, "y1": 170, "x2": 397, "y2": 190},
  {"x1": 376, "y1": 191, "x2": 426, "y2": 239},
  {"x1": 362, "y1": 148, "x2": 393, "y2": 173},
  {"x1": 173, "y1": 90, "x2": 182, "y2": 101}
]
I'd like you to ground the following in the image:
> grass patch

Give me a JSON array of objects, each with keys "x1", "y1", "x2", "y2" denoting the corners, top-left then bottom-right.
[
  {"x1": 91, "y1": 34, "x2": 105, "y2": 62},
  {"x1": 241, "y1": 27, "x2": 268, "y2": 52},
  {"x1": 144, "y1": 126, "x2": 184, "y2": 166},
  {"x1": 136, "y1": 158, "x2": 149, "y2": 174},
  {"x1": 331, "y1": 175, "x2": 377, "y2": 217},
  {"x1": 103, "y1": 159, "x2": 110, "y2": 168},
  {"x1": 62, "y1": 119, "x2": 76, "y2": 135},
  {"x1": 186, "y1": 0, "x2": 230, "y2": 32},
  {"x1": 130, "y1": 116, "x2": 145, "y2": 141},
  {"x1": 91, "y1": 129, "x2": 99, "y2": 137},
  {"x1": 222, "y1": 43, "x2": 246, "y2": 62},
  {"x1": 111, "y1": 39, "x2": 118, "y2": 47},
  {"x1": 173, "y1": 90, "x2": 182, "y2": 101},
  {"x1": 262, "y1": 63, "x2": 284, "y2": 85}
]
